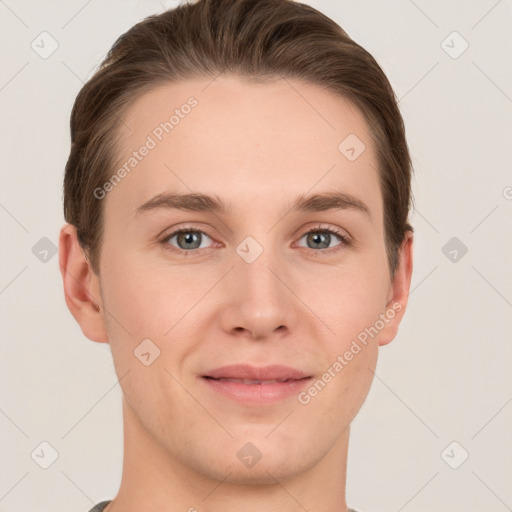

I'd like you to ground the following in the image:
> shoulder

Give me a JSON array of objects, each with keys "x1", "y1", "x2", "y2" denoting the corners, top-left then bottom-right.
[{"x1": 87, "y1": 501, "x2": 111, "y2": 512}]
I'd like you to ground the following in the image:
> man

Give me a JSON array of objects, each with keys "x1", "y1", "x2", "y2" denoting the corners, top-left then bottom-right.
[{"x1": 59, "y1": 1, "x2": 414, "y2": 510}]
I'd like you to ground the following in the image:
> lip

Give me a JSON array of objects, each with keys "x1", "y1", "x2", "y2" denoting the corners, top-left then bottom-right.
[
  {"x1": 201, "y1": 364, "x2": 312, "y2": 405},
  {"x1": 203, "y1": 364, "x2": 309, "y2": 381}
]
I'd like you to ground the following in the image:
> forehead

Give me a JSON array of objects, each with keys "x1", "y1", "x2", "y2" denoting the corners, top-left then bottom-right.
[{"x1": 106, "y1": 75, "x2": 382, "y2": 220}]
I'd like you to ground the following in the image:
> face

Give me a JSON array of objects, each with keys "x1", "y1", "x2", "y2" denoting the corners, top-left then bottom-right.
[{"x1": 66, "y1": 75, "x2": 412, "y2": 485}]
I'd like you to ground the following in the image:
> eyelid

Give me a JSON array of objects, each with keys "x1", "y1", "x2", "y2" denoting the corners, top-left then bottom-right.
[
  {"x1": 160, "y1": 224, "x2": 219, "y2": 254},
  {"x1": 295, "y1": 224, "x2": 351, "y2": 251}
]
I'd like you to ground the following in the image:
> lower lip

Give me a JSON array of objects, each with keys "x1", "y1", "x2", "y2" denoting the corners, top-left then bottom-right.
[{"x1": 201, "y1": 377, "x2": 312, "y2": 405}]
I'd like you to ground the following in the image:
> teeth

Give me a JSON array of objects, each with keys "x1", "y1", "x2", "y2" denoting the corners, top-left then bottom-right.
[{"x1": 215, "y1": 378, "x2": 290, "y2": 384}]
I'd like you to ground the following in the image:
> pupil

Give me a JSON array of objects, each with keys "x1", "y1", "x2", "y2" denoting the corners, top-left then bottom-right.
[
  {"x1": 179, "y1": 231, "x2": 200, "y2": 249},
  {"x1": 309, "y1": 232, "x2": 329, "y2": 249}
]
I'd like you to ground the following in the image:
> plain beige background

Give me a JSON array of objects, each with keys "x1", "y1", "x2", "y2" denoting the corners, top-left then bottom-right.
[{"x1": 0, "y1": 1, "x2": 511, "y2": 511}]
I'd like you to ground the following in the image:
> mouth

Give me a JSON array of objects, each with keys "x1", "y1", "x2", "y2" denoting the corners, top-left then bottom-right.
[
  {"x1": 202, "y1": 376, "x2": 308, "y2": 385},
  {"x1": 202, "y1": 363, "x2": 310, "y2": 381},
  {"x1": 200, "y1": 366, "x2": 312, "y2": 405}
]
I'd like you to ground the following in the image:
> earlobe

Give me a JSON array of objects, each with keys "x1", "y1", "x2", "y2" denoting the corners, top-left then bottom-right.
[
  {"x1": 58, "y1": 223, "x2": 109, "y2": 343},
  {"x1": 379, "y1": 231, "x2": 414, "y2": 347}
]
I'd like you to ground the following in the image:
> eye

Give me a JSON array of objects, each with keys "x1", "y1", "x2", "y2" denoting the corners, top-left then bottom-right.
[
  {"x1": 296, "y1": 225, "x2": 350, "y2": 253},
  {"x1": 159, "y1": 224, "x2": 351, "y2": 257},
  {"x1": 161, "y1": 227, "x2": 215, "y2": 255}
]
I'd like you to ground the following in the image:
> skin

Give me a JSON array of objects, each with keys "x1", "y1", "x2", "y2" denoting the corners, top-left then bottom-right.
[{"x1": 59, "y1": 75, "x2": 413, "y2": 512}]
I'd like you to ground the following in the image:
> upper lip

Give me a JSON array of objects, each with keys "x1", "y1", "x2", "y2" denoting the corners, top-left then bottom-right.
[{"x1": 203, "y1": 364, "x2": 310, "y2": 381}]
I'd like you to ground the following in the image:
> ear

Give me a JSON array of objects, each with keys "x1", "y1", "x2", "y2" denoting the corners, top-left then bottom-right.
[
  {"x1": 58, "y1": 223, "x2": 109, "y2": 343},
  {"x1": 378, "y1": 231, "x2": 414, "y2": 347}
]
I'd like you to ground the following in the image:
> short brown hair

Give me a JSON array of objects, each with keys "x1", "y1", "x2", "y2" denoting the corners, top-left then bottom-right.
[{"x1": 63, "y1": 0, "x2": 413, "y2": 277}]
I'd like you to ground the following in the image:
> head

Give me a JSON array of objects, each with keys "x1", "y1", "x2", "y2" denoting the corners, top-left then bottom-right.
[{"x1": 60, "y1": 0, "x2": 413, "y2": 487}]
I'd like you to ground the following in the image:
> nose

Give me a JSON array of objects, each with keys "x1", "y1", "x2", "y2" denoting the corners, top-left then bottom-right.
[{"x1": 218, "y1": 248, "x2": 298, "y2": 341}]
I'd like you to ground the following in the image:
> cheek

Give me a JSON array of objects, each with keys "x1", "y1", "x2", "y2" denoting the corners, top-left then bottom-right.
[
  {"x1": 298, "y1": 268, "x2": 384, "y2": 422},
  {"x1": 100, "y1": 250, "x2": 197, "y2": 333},
  {"x1": 99, "y1": 253, "x2": 210, "y2": 392},
  {"x1": 298, "y1": 261, "x2": 389, "y2": 343}
]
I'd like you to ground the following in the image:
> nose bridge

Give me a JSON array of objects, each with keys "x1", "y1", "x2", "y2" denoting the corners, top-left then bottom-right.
[
  {"x1": 221, "y1": 234, "x2": 295, "y2": 338},
  {"x1": 236, "y1": 235, "x2": 285, "y2": 303}
]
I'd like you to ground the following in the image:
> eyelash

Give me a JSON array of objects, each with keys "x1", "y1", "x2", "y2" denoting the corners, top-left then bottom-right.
[{"x1": 159, "y1": 224, "x2": 351, "y2": 257}]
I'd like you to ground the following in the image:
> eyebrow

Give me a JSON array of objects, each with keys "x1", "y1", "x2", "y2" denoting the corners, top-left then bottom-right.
[{"x1": 134, "y1": 191, "x2": 371, "y2": 218}]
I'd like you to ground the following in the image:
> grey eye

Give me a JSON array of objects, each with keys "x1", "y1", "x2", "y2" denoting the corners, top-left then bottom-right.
[
  {"x1": 166, "y1": 230, "x2": 213, "y2": 250},
  {"x1": 297, "y1": 230, "x2": 343, "y2": 250}
]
